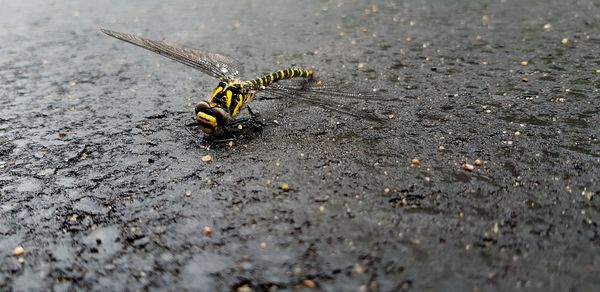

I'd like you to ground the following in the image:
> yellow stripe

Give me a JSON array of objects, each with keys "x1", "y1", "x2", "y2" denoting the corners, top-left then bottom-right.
[
  {"x1": 259, "y1": 77, "x2": 263, "y2": 86},
  {"x1": 269, "y1": 74, "x2": 274, "y2": 84},
  {"x1": 232, "y1": 94, "x2": 244, "y2": 117},
  {"x1": 226, "y1": 90, "x2": 232, "y2": 108},
  {"x1": 210, "y1": 86, "x2": 223, "y2": 99},
  {"x1": 299, "y1": 68, "x2": 303, "y2": 76},
  {"x1": 290, "y1": 69, "x2": 295, "y2": 77}
]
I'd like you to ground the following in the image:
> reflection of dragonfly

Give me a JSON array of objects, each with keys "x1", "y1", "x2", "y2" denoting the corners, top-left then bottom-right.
[{"x1": 101, "y1": 29, "x2": 387, "y2": 141}]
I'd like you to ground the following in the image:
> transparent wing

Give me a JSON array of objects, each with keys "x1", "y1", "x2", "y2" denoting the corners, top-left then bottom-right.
[
  {"x1": 259, "y1": 78, "x2": 391, "y2": 122},
  {"x1": 101, "y1": 28, "x2": 243, "y2": 80}
]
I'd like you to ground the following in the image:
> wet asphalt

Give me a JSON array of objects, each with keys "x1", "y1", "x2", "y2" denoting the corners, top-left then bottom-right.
[{"x1": 0, "y1": 0, "x2": 599, "y2": 291}]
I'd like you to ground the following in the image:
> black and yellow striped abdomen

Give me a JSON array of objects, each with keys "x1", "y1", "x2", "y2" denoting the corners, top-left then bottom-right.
[
  {"x1": 205, "y1": 67, "x2": 314, "y2": 122},
  {"x1": 245, "y1": 67, "x2": 313, "y2": 90}
]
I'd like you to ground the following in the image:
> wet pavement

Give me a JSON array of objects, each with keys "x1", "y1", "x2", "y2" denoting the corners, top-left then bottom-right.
[{"x1": 1, "y1": 0, "x2": 599, "y2": 291}]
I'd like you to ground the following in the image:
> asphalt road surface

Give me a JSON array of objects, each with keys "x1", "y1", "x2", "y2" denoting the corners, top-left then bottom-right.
[{"x1": 1, "y1": 0, "x2": 599, "y2": 291}]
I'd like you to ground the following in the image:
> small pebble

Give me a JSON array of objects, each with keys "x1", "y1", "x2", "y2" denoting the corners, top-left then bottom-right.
[
  {"x1": 424, "y1": 176, "x2": 431, "y2": 182},
  {"x1": 388, "y1": 114, "x2": 395, "y2": 119},
  {"x1": 227, "y1": 141, "x2": 234, "y2": 147},
  {"x1": 482, "y1": 15, "x2": 489, "y2": 25},
  {"x1": 303, "y1": 279, "x2": 317, "y2": 289},
  {"x1": 353, "y1": 264, "x2": 365, "y2": 274},
  {"x1": 13, "y1": 246, "x2": 24, "y2": 257},
  {"x1": 185, "y1": 191, "x2": 192, "y2": 197},
  {"x1": 595, "y1": 69, "x2": 600, "y2": 75},
  {"x1": 463, "y1": 163, "x2": 474, "y2": 171},
  {"x1": 543, "y1": 23, "x2": 552, "y2": 31},
  {"x1": 260, "y1": 242, "x2": 267, "y2": 248},
  {"x1": 58, "y1": 131, "x2": 67, "y2": 137},
  {"x1": 561, "y1": 37, "x2": 569, "y2": 45},
  {"x1": 68, "y1": 80, "x2": 77, "y2": 87},
  {"x1": 237, "y1": 284, "x2": 252, "y2": 292},
  {"x1": 520, "y1": 60, "x2": 528, "y2": 66},
  {"x1": 357, "y1": 63, "x2": 365, "y2": 69},
  {"x1": 411, "y1": 158, "x2": 420, "y2": 166},
  {"x1": 521, "y1": 76, "x2": 529, "y2": 82},
  {"x1": 280, "y1": 183, "x2": 289, "y2": 191},
  {"x1": 474, "y1": 159, "x2": 482, "y2": 166},
  {"x1": 319, "y1": 205, "x2": 325, "y2": 213},
  {"x1": 80, "y1": 153, "x2": 88, "y2": 160},
  {"x1": 204, "y1": 226, "x2": 213, "y2": 236},
  {"x1": 383, "y1": 188, "x2": 390, "y2": 195},
  {"x1": 201, "y1": 154, "x2": 212, "y2": 162},
  {"x1": 514, "y1": 131, "x2": 521, "y2": 136}
]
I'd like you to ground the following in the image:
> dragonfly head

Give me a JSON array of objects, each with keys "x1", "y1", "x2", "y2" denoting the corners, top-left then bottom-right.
[{"x1": 194, "y1": 101, "x2": 231, "y2": 134}]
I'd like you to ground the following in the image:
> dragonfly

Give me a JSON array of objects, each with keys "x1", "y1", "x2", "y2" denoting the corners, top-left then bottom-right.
[{"x1": 101, "y1": 29, "x2": 388, "y2": 142}]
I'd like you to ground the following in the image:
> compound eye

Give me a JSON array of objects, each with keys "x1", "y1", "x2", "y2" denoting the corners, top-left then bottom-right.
[
  {"x1": 211, "y1": 107, "x2": 231, "y2": 123},
  {"x1": 195, "y1": 101, "x2": 210, "y2": 114}
]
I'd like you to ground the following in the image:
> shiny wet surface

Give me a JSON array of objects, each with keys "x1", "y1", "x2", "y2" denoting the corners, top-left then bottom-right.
[{"x1": 0, "y1": 0, "x2": 599, "y2": 291}]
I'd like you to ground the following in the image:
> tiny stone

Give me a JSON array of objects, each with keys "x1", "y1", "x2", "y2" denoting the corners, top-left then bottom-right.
[
  {"x1": 357, "y1": 63, "x2": 365, "y2": 69},
  {"x1": 303, "y1": 279, "x2": 317, "y2": 289},
  {"x1": 13, "y1": 246, "x2": 25, "y2": 257},
  {"x1": 280, "y1": 183, "x2": 290, "y2": 191},
  {"x1": 319, "y1": 205, "x2": 325, "y2": 213},
  {"x1": 204, "y1": 226, "x2": 213, "y2": 236},
  {"x1": 521, "y1": 76, "x2": 529, "y2": 82},
  {"x1": 543, "y1": 23, "x2": 552, "y2": 31},
  {"x1": 185, "y1": 191, "x2": 192, "y2": 197},
  {"x1": 411, "y1": 158, "x2": 420, "y2": 166},
  {"x1": 474, "y1": 159, "x2": 482, "y2": 166},
  {"x1": 260, "y1": 242, "x2": 267, "y2": 248},
  {"x1": 201, "y1": 154, "x2": 212, "y2": 162},
  {"x1": 596, "y1": 69, "x2": 600, "y2": 75},
  {"x1": 482, "y1": 15, "x2": 489, "y2": 25},
  {"x1": 237, "y1": 285, "x2": 252, "y2": 292},
  {"x1": 353, "y1": 264, "x2": 365, "y2": 274},
  {"x1": 463, "y1": 163, "x2": 474, "y2": 171},
  {"x1": 520, "y1": 60, "x2": 528, "y2": 66},
  {"x1": 561, "y1": 37, "x2": 569, "y2": 44},
  {"x1": 383, "y1": 188, "x2": 390, "y2": 195}
]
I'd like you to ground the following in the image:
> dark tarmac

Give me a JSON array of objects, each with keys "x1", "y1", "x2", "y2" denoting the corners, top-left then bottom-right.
[{"x1": 1, "y1": 0, "x2": 599, "y2": 291}]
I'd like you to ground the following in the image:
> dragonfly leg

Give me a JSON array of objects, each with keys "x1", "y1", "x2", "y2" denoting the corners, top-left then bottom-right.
[{"x1": 247, "y1": 106, "x2": 257, "y2": 117}]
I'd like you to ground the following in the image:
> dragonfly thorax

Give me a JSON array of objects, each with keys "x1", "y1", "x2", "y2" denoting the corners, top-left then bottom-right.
[{"x1": 207, "y1": 80, "x2": 254, "y2": 119}]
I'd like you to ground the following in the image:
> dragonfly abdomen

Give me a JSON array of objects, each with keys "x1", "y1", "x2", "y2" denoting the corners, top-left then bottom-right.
[{"x1": 246, "y1": 67, "x2": 313, "y2": 90}]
